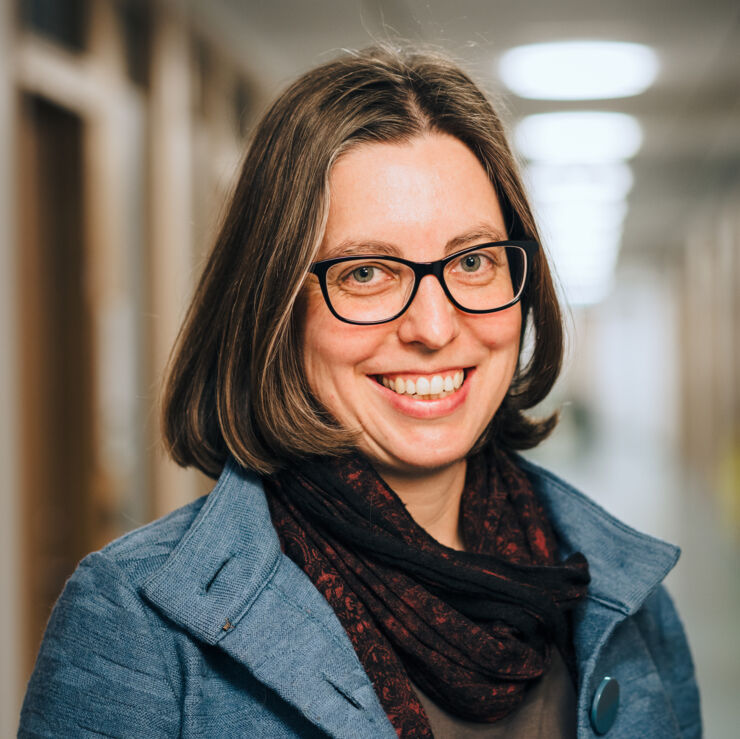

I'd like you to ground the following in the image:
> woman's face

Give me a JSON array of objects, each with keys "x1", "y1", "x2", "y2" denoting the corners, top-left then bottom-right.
[{"x1": 301, "y1": 133, "x2": 522, "y2": 475}]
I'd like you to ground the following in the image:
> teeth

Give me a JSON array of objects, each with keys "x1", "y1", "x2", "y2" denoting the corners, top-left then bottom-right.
[
  {"x1": 416, "y1": 377, "x2": 430, "y2": 395},
  {"x1": 430, "y1": 375, "x2": 443, "y2": 394},
  {"x1": 379, "y1": 370, "x2": 466, "y2": 398}
]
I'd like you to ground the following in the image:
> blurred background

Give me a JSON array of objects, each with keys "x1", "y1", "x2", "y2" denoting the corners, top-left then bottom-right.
[{"x1": 1, "y1": 0, "x2": 738, "y2": 735}]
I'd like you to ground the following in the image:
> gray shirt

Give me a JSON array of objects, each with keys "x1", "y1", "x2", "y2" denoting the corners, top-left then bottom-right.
[{"x1": 410, "y1": 649, "x2": 577, "y2": 739}]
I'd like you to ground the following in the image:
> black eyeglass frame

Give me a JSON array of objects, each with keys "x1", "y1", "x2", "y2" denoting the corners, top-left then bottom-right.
[{"x1": 309, "y1": 239, "x2": 539, "y2": 326}]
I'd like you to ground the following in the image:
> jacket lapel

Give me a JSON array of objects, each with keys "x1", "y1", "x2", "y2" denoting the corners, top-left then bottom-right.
[
  {"x1": 518, "y1": 457, "x2": 682, "y2": 732},
  {"x1": 519, "y1": 456, "x2": 680, "y2": 616},
  {"x1": 140, "y1": 461, "x2": 395, "y2": 739}
]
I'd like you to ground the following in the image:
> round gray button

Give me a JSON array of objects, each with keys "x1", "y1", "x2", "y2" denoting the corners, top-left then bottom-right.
[{"x1": 590, "y1": 676, "x2": 620, "y2": 735}]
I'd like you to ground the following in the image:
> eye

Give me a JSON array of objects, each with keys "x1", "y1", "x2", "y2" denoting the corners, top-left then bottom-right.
[
  {"x1": 461, "y1": 254, "x2": 482, "y2": 272},
  {"x1": 447, "y1": 248, "x2": 501, "y2": 284},
  {"x1": 351, "y1": 265, "x2": 375, "y2": 283},
  {"x1": 332, "y1": 260, "x2": 398, "y2": 292}
]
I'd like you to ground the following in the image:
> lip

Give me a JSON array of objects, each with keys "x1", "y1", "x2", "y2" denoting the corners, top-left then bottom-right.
[{"x1": 369, "y1": 368, "x2": 475, "y2": 420}]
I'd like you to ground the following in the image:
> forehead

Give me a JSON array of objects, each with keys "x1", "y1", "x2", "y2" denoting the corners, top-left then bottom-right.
[{"x1": 320, "y1": 133, "x2": 507, "y2": 260}]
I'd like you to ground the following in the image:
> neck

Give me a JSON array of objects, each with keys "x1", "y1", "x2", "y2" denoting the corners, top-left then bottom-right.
[{"x1": 375, "y1": 459, "x2": 467, "y2": 551}]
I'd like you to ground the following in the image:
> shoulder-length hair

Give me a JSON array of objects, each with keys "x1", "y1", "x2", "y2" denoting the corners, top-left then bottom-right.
[{"x1": 162, "y1": 45, "x2": 564, "y2": 478}]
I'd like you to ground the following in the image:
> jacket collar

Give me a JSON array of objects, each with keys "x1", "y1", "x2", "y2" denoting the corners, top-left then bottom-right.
[
  {"x1": 142, "y1": 456, "x2": 681, "y2": 630},
  {"x1": 517, "y1": 455, "x2": 680, "y2": 616},
  {"x1": 141, "y1": 459, "x2": 281, "y2": 645},
  {"x1": 141, "y1": 460, "x2": 395, "y2": 738}
]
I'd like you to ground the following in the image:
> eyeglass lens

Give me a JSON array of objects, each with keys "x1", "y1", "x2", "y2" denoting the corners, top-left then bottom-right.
[{"x1": 324, "y1": 245, "x2": 526, "y2": 323}]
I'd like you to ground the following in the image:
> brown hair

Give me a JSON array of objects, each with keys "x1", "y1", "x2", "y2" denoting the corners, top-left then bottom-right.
[{"x1": 162, "y1": 45, "x2": 563, "y2": 478}]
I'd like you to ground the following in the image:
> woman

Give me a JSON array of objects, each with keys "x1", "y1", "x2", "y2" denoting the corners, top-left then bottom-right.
[{"x1": 20, "y1": 47, "x2": 701, "y2": 738}]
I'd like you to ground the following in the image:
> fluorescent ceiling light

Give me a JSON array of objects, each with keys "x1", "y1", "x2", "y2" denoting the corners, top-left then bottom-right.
[
  {"x1": 515, "y1": 112, "x2": 643, "y2": 164},
  {"x1": 548, "y1": 230, "x2": 620, "y2": 306},
  {"x1": 499, "y1": 41, "x2": 659, "y2": 100},
  {"x1": 537, "y1": 200, "x2": 628, "y2": 235},
  {"x1": 524, "y1": 163, "x2": 633, "y2": 204},
  {"x1": 543, "y1": 223, "x2": 622, "y2": 270},
  {"x1": 529, "y1": 174, "x2": 628, "y2": 307}
]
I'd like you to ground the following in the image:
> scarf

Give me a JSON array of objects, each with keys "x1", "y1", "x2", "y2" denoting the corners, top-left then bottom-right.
[{"x1": 264, "y1": 448, "x2": 590, "y2": 737}]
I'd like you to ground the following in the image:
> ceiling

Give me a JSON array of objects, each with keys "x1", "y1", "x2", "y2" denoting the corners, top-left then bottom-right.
[{"x1": 185, "y1": 0, "x2": 740, "y2": 266}]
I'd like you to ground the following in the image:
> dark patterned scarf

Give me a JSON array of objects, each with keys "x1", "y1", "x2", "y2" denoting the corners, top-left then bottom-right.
[{"x1": 264, "y1": 449, "x2": 589, "y2": 737}]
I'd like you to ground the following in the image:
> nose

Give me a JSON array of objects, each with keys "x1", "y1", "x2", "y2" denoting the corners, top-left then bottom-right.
[{"x1": 396, "y1": 274, "x2": 460, "y2": 349}]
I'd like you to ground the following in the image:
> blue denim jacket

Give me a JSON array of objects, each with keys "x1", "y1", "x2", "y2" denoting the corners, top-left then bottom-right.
[{"x1": 19, "y1": 457, "x2": 701, "y2": 738}]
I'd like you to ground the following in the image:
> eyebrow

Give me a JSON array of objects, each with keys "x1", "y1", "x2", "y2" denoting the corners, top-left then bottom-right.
[
  {"x1": 445, "y1": 226, "x2": 508, "y2": 253},
  {"x1": 323, "y1": 240, "x2": 401, "y2": 258},
  {"x1": 322, "y1": 224, "x2": 509, "y2": 260}
]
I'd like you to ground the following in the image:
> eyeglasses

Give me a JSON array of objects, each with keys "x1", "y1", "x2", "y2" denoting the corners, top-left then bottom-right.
[{"x1": 309, "y1": 240, "x2": 538, "y2": 325}]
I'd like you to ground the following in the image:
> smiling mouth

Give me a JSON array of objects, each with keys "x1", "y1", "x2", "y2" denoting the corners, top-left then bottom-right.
[{"x1": 373, "y1": 369, "x2": 469, "y2": 400}]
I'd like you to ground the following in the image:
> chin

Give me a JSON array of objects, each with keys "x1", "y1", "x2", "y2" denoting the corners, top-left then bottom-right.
[{"x1": 366, "y1": 437, "x2": 478, "y2": 476}]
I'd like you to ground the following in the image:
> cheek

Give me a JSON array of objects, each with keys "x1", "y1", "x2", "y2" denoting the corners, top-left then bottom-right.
[
  {"x1": 303, "y1": 329, "x2": 353, "y2": 389},
  {"x1": 301, "y1": 302, "x2": 343, "y2": 401},
  {"x1": 300, "y1": 291, "x2": 380, "y2": 408},
  {"x1": 473, "y1": 307, "x2": 522, "y2": 355}
]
